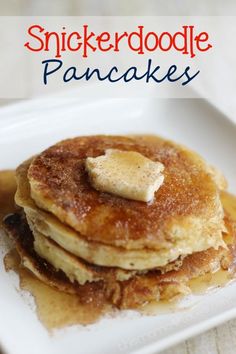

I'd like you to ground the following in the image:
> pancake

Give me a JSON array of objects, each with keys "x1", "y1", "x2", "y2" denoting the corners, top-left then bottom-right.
[
  {"x1": 17, "y1": 158, "x2": 225, "y2": 270},
  {"x1": 2, "y1": 213, "x2": 104, "y2": 297},
  {"x1": 3, "y1": 133, "x2": 235, "y2": 313},
  {"x1": 28, "y1": 216, "x2": 194, "y2": 284},
  {"x1": 28, "y1": 135, "x2": 225, "y2": 253},
  {"x1": 3, "y1": 212, "x2": 235, "y2": 309},
  {"x1": 32, "y1": 226, "x2": 137, "y2": 284}
]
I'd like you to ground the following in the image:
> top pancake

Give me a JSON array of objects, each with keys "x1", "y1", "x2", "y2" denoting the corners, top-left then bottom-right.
[{"x1": 28, "y1": 135, "x2": 225, "y2": 250}]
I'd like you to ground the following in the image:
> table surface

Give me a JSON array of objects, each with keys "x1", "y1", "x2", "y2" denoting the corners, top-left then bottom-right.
[{"x1": 1, "y1": 1, "x2": 236, "y2": 353}]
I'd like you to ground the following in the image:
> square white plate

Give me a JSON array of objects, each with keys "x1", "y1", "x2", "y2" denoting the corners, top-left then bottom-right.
[{"x1": 0, "y1": 96, "x2": 236, "y2": 354}]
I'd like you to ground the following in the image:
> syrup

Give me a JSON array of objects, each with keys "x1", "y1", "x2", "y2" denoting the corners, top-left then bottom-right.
[
  {"x1": 0, "y1": 170, "x2": 17, "y2": 223},
  {"x1": 1, "y1": 170, "x2": 236, "y2": 328},
  {"x1": 0, "y1": 170, "x2": 111, "y2": 329}
]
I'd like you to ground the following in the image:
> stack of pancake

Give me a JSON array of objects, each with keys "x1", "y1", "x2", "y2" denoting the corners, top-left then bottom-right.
[{"x1": 3, "y1": 135, "x2": 235, "y2": 308}]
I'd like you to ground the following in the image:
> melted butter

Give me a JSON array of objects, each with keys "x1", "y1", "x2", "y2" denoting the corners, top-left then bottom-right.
[
  {"x1": 86, "y1": 149, "x2": 164, "y2": 202},
  {"x1": 1, "y1": 171, "x2": 236, "y2": 327}
]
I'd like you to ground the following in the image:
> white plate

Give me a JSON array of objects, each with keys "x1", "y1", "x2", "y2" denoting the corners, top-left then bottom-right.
[{"x1": 0, "y1": 97, "x2": 236, "y2": 354}]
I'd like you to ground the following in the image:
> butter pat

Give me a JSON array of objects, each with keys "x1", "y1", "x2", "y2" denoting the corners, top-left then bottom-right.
[{"x1": 85, "y1": 149, "x2": 164, "y2": 202}]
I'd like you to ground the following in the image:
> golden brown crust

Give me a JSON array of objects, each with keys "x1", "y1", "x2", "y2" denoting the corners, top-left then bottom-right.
[
  {"x1": 2, "y1": 213, "x2": 105, "y2": 298},
  {"x1": 28, "y1": 135, "x2": 225, "y2": 250},
  {"x1": 16, "y1": 159, "x2": 226, "y2": 270},
  {"x1": 3, "y1": 212, "x2": 234, "y2": 309}
]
